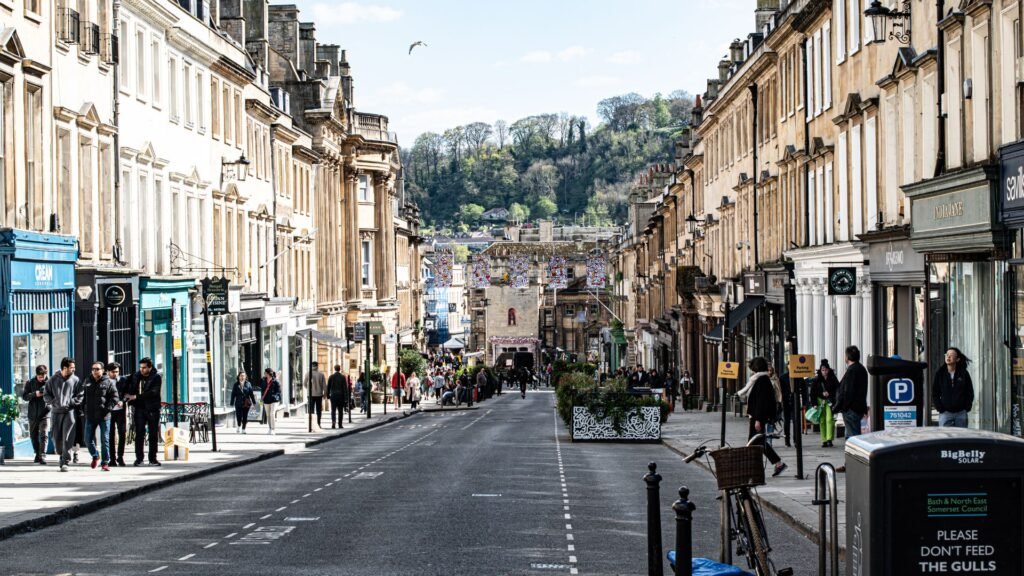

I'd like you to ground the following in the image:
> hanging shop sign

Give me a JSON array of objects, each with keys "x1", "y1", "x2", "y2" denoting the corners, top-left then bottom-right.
[
  {"x1": 201, "y1": 277, "x2": 230, "y2": 316},
  {"x1": 827, "y1": 267, "x2": 857, "y2": 296}
]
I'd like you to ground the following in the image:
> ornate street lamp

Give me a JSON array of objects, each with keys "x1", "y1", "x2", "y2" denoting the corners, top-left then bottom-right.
[
  {"x1": 865, "y1": 0, "x2": 911, "y2": 45},
  {"x1": 685, "y1": 213, "x2": 699, "y2": 235},
  {"x1": 220, "y1": 153, "x2": 250, "y2": 184}
]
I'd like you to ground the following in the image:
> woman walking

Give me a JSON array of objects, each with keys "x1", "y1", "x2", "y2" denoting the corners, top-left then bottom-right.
[
  {"x1": 810, "y1": 360, "x2": 840, "y2": 447},
  {"x1": 262, "y1": 369, "x2": 282, "y2": 435},
  {"x1": 230, "y1": 372, "x2": 256, "y2": 434},
  {"x1": 745, "y1": 357, "x2": 787, "y2": 477},
  {"x1": 407, "y1": 372, "x2": 421, "y2": 409}
]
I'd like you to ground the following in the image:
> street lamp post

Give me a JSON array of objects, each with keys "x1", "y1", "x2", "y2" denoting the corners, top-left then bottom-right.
[{"x1": 201, "y1": 291, "x2": 219, "y2": 452}]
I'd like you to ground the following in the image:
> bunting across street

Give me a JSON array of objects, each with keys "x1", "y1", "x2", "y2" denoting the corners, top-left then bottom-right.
[{"x1": 469, "y1": 253, "x2": 492, "y2": 289}]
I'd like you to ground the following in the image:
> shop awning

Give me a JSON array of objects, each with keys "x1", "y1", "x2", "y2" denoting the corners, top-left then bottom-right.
[
  {"x1": 611, "y1": 327, "x2": 627, "y2": 344},
  {"x1": 297, "y1": 328, "x2": 350, "y2": 349},
  {"x1": 443, "y1": 338, "x2": 465, "y2": 350},
  {"x1": 705, "y1": 295, "x2": 766, "y2": 341}
]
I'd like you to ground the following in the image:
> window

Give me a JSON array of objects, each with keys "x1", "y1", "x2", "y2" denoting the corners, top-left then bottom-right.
[
  {"x1": 234, "y1": 90, "x2": 242, "y2": 144},
  {"x1": 118, "y1": 20, "x2": 129, "y2": 91},
  {"x1": 0, "y1": 79, "x2": 10, "y2": 227},
  {"x1": 196, "y1": 70, "x2": 204, "y2": 130},
  {"x1": 848, "y1": 0, "x2": 860, "y2": 54},
  {"x1": 25, "y1": 84, "x2": 43, "y2": 230},
  {"x1": 26, "y1": 0, "x2": 41, "y2": 14},
  {"x1": 358, "y1": 175, "x2": 370, "y2": 201},
  {"x1": 168, "y1": 57, "x2": 178, "y2": 121},
  {"x1": 184, "y1": 62, "x2": 192, "y2": 126},
  {"x1": 211, "y1": 77, "x2": 219, "y2": 139},
  {"x1": 154, "y1": 179, "x2": 164, "y2": 273},
  {"x1": 135, "y1": 28, "x2": 145, "y2": 97},
  {"x1": 507, "y1": 308, "x2": 517, "y2": 326},
  {"x1": 361, "y1": 240, "x2": 372, "y2": 287},
  {"x1": 564, "y1": 305, "x2": 575, "y2": 317},
  {"x1": 222, "y1": 85, "x2": 231, "y2": 143},
  {"x1": 139, "y1": 174, "x2": 149, "y2": 267},
  {"x1": 57, "y1": 129, "x2": 72, "y2": 233},
  {"x1": 79, "y1": 137, "x2": 94, "y2": 254},
  {"x1": 99, "y1": 142, "x2": 112, "y2": 254},
  {"x1": 151, "y1": 39, "x2": 160, "y2": 106}
]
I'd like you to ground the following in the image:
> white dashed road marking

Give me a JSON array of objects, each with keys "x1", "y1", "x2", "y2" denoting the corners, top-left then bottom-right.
[{"x1": 178, "y1": 554, "x2": 195, "y2": 561}]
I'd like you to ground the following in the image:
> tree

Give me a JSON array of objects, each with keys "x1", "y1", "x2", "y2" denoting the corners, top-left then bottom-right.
[
  {"x1": 458, "y1": 203, "x2": 485, "y2": 224},
  {"x1": 494, "y1": 120, "x2": 509, "y2": 148},
  {"x1": 533, "y1": 197, "x2": 558, "y2": 219},
  {"x1": 452, "y1": 244, "x2": 469, "y2": 263},
  {"x1": 399, "y1": 348, "x2": 426, "y2": 377},
  {"x1": 650, "y1": 93, "x2": 672, "y2": 128},
  {"x1": 463, "y1": 122, "x2": 493, "y2": 154},
  {"x1": 509, "y1": 202, "x2": 530, "y2": 224}
]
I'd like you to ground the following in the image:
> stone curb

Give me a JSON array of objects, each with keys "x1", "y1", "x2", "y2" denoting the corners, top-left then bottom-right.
[
  {"x1": 661, "y1": 438, "x2": 847, "y2": 557},
  {"x1": 0, "y1": 408, "x2": 423, "y2": 542}
]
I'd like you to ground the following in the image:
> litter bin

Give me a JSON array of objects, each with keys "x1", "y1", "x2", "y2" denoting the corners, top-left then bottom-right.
[
  {"x1": 845, "y1": 427, "x2": 1024, "y2": 575},
  {"x1": 866, "y1": 355, "x2": 927, "y2": 430}
]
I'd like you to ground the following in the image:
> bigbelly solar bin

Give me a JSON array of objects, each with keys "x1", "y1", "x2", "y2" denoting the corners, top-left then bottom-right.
[{"x1": 844, "y1": 427, "x2": 1024, "y2": 575}]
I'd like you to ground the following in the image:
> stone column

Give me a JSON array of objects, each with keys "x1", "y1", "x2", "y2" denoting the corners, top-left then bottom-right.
[
  {"x1": 345, "y1": 170, "x2": 359, "y2": 304},
  {"x1": 860, "y1": 281, "x2": 873, "y2": 360},
  {"x1": 851, "y1": 291, "x2": 864, "y2": 357},
  {"x1": 824, "y1": 290, "x2": 836, "y2": 367},
  {"x1": 812, "y1": 281, "x2": 826, "y2": 364},
  {"x1": 836, "y1": 295, "x2": 851, "y2": 367}
]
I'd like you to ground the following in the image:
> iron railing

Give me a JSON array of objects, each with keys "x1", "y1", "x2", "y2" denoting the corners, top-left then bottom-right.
[
  {"x1": 57, "y1": 7, "x2": 81, "y2": 44},
  {"x1": 101, "y1": 32, "x2": 118, "y2": 64},
  {"x1": 81, "y1": 21, "x2": 100, "y2": 54}
]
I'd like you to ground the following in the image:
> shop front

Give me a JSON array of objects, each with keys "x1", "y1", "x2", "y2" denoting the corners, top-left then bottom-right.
[
  {"x1": 74, "y1": 269, "x2": 139, "y2": 374},
  {"x1": 741, "y1": 268, "x2": 791, "y2": 372},
  {"x1": 860, "y1": 229, "x2": 927, "y2": 366},
  {"x1": 139, "y1": 277, "x2": 193, "y2": 404},
  {"x1": 1, "y1": 230, "x2": 78, "y2": 458},
  {"x1": 999, "y1": 142, "x2": 1024, "y2": 437},
  {"x1": 905, "y1": 165, "x2": 1011, "y2": 432}
]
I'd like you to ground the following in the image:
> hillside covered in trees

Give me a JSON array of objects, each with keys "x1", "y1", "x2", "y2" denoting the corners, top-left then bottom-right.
[{"x1": 402, "y1": 91, "x2": 694, "y2": 230}]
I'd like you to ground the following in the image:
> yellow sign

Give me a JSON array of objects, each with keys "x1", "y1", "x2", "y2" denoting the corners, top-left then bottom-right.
[
  {"x1": 1013, "y1": 357, "x2": 1024, "y2": 376},
  {"x1": 717, "y1": 361, "x2": 739, "y2": 380},
  {"x1": 789, "y1": 354, "x2": 817, "y2": 379},
  {"x1": 205, "y1": 351, "x2": 212, "y2": 363},
  {"x1": 350, "y1": 359, "x2": 358, "y2": 370}
]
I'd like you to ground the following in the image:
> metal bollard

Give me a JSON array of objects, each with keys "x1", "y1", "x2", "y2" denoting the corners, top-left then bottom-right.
[
  {"x1": 644, "y1": 462, "x2": 664, "y2": 576},
  {"x1": 672, "y1": 486, "x2": 697, "y2": 576}
]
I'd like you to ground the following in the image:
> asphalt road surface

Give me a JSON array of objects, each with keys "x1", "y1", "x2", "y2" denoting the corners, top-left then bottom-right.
[{"x1": 0, "y1": 391, "x2": 820, "y2": 575}]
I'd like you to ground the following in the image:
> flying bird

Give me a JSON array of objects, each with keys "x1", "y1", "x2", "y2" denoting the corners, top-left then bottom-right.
[{"x1": 408, "y1": 41, "x2": 427, "y2": 55}]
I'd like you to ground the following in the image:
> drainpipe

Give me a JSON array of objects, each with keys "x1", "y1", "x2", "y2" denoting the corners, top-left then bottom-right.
[
  {"x1": 269, "y1": 120, "x2": 279, "y2": 299},
  {"x1": 112, "y1": 1, "x2": 121, "y2": 259},
  {"x1": 802, "y1": 37, "x2": 811, "y2": 247},
  {"x1": 935, "y1": 0, "x2": 946, "y2": 176}
]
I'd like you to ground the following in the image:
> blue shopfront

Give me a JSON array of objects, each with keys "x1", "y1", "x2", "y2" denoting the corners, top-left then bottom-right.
[
  {"x1": 0, "y1": 230, "x2": 78, "y2": 459},
  {"x1": 139, "y1": 278, "x2": 193, "y2": 405}
]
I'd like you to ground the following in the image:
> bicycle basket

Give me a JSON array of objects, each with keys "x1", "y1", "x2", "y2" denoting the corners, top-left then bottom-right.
[{"x1": 709, "y1": 446, "x2": 765, "y2": 490}]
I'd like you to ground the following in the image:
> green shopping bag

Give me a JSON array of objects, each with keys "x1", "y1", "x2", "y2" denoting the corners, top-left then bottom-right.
[{"x1": 805, "y1": 403, "x2": 821, "y2": 425}]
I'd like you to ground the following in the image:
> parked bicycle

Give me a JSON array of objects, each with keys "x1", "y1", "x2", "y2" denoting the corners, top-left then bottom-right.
[{"x1": 684, "y1": 434, "x2": 793, "y2": 576}]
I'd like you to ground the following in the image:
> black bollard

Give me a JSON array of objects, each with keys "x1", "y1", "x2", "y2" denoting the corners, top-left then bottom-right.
[
  {"x1": 672, "y1": 486, "x2": 697, "y2": 576},
  {"x1": 644, "y1": 462, "x2": 664, "y2": 576}
]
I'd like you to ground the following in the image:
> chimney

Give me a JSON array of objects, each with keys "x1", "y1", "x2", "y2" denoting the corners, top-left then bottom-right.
[
  {"x1": 539, "y1": 221, "x2": 554, "y2": 243},
  {"x1": 267, "y1": 5, "x2": 300, "y2": 69},
  {"x1": 691, "y1": 94, "x2": 704, "y2": 126},
  {"x1": 318, "y1": 44, "x2": 341, "y2": 77},
  {"x1": 755, "y1": 0, "x2": 779, "y2": 32},
  {"x1": 218, "y1": 0, "x2": 245, "y2": 44},
  {"x1": 729, "y1": 39, "x2": 745, "y2": 64},
  {"x1": 718, "y1": 59, "x2": 731, "y2": 82},
  {"x1": 299, "y1": 22, "x2": 316, "y2": 76},
  {"x1": 706, "y1": 79, "x2": 721, "y2": 100}
]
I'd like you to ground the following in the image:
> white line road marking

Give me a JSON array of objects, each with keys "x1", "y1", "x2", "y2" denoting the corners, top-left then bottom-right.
[
  {"x1": 149, "y1": 566, "x2": 168, "y2": 573},
  {"x1": 290, "y1": 499, "x2": 300, "y2": 504},
  {"x1": 569, "y1": 555, "x2": 577, "y2": 563},
  {"x1": 567, "y1": 545, "x2": 575, "y2": 551},
  {"x1": 224, "y1": 533, "x2": 237, "y2": 538},
  {"x1": 243, "y1": 523, "x2": 255, "y2": 529},
  {"x1": 335, "y1": 478, "x2": 341, "y2": 482},
  {"x1": 571, "y1": 568, "x2": 579, "y2": 574},
  {"x1": 204, "y1": 542, "x2": 219, "y2": 549},
  {"x1": 564, "y1": 499, "x2": 569, "y2": 504},
  {"x1": 566, "y1": 524, "x2": 572, "y2": 530},
  {"x1": 260, "y1": 514, "x2": 272, "y2": 519},
  {"x1": 564, "y1": 506, "x2": 570, "y2": 511},
  {"x1": 178, "y1": 554, "x2": 195, "y2": 561},
  {"x1": 566, "y1": 534, "x2": 574, "y2": 541},
  {"x1": 276, "y1": 507, "x2": 287, "y2": 512},
  {"x1": 325, "y1": 483, "x2": 333, "y2": 487},
  {"x1": 303, "y1": 493, "x2": 312, "y2": 498},
  {"x1": 565, "y1": 514, "x2": 571, "y2": 520},
  {"x1": 314, "y1": 488, "x2": 322, "y2": 492}
]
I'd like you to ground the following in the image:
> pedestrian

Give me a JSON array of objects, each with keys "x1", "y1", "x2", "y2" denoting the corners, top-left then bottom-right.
[
  {"x1": 71, "y1": 384, "x2": 85, "y2": 465},
  {"x1": 82, "y1": 361, "x2": 119, "y2": 471},
  {"x1": 127, "y1": 358, "x2": 162, "y2": 466},
  {"x1": 680, "y1": 370, "x2": 693, "y2": 411},
  {"x1": 22, "y1": 365, "x2": 50, "y2": 465},
  {"x1": 665, "y1": 371, "x2": 678, "y2": 412},
  {"x1": 107, "y1": 362, "x2": 130, "y2": 467},
  {"x1": 766, "y1": 365, "x2": 783, "y2": 445},
  {"x1": 355, "y1": 375, "x2": 366, "y2": 413},
  {"x1": 328, "y1": 364, "x2": 349, "y2": 429},
  {"x1": 230, "y1": 371, "x2": 256, "y2": 434},
  {"x1": 262, "y1": 368, "x2": 282, "y2": 435},
  {"x1": 433, "y1": 371, "x2": 444, "y2": 403},
  {"x1": 304, "y1": 362, "x2": 327, "y2": 428},
  {"x1": 744, "y1": 357, "x2": 787, "y2": 477},
  {"x1": 43, "y1": 357, "x2": 82, "y2": 472},
  {"x1": 778, "y1": 370, "x2": 794, "y2": 446},
  {"x1": 391, "y1": 368, "x2": 406, "y2": 409},
  {"x1": 810, "y1": 360, "x2": 840, "y2": 448},
  {"x1": 835, "y1": 345, "x2": 869, "y2": 441},
  {"x1": 407, "y1": 372, "x2": 421, "y2": 409},
  {"x1": 932, "y1": 347, "x2": 974, "y2": 428}
]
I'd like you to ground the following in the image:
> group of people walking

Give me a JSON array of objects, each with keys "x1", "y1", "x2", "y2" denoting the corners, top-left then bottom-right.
[{"x1": 22, "y1": 357, "x2": 164, "y2": 472}]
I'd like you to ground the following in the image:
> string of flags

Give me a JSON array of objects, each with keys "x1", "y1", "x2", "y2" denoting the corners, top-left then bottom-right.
[
  {"x1": 469, "y1": 254, "x2": 491, "y2": 289},
  {"x1": 586, "y1": 250, "x2": 607, "y2": 289},
  {"x1": 430, "y1": 249, "x2": 608, "y2": 290}
]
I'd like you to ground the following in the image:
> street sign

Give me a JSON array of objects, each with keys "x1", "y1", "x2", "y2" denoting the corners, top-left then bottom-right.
[
  {"x1": 201, "y1": 277, "x2": 230, "y2": 316},
  {"x1": 353, "y1": 323, "x2": 366, "y2": 342},
  {"x1": 368, "y1": 321, "x2": 385, "y2": 335},
  {"x1": 171, "y1": 305, "x2": 182, "y2": 358},
  {"x1": 886, "y1": 378, "x2": 915, "y2": 404},
  {"x1": 882, "y1": 405, "x2": 917, "y2": 428},
  {"x1": 789, "y1": 354, "x2": 816, "y2": 379},
  {"x1": 384, "y1": 333, "x2": 397, "y2": 345},
  {"x1": 717, "y1": 361, "x2": 739, "y2": 380}
]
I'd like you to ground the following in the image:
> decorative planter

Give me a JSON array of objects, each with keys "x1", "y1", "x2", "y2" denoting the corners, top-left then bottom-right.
[{"x1": 571, "y1": 405, "x2": 661, "y2": 441}]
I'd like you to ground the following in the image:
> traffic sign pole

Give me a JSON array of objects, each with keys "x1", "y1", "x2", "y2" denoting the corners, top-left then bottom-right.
[{"x1": 171, "y1": 298, "x2": 181, "y2": 460}]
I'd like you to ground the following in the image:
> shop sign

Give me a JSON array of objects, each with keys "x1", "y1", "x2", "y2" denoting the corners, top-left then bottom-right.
[
  {"x1": 171, "y1": 305, "x2": 182, "y2": 358},
  {"x1": 789, "y1": 354, "x2": 816, "y2": 379},
  {"x1": 10, "y1": 260, "x2": 74, "y2": 290},
  {"x1": 744, "y1": 271, "x2": 765, "y2": 295},
  {"x1": 201, "y1": 277, "x2": 230, "y2": 316},
  {"x1": 102, "y1": 284, "x2": 130, "y2": 307},
  {"x1": 869, "y1": 239, "x2": 926, "y2": 276},
  {"x1": 1000, "y1": 140, "x2": 1024, "y2": 214},
  {"x1": 827, "y1": 267, "x2": 857, "y2": 296},
  {"x1": 352, "y1": 323, "x2": 366, "y2": 342},
  {"x1": 368, "y1": 321, "x2": 385, "y2": 336},
  {"x1": 717, "y1": 361, "x2": 739, "y2": 380},
  {"x1": 1013, "y1": 357, "x2": 1024, "y2": 376}
]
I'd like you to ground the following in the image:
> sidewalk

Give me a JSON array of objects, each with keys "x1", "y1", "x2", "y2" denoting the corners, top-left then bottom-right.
[
  {"x1": 0, "y1": 400, "x2": 418, "y2": 541},
  {"x1": 661, "y1": 407, "x2": 848, "y2": 551}
]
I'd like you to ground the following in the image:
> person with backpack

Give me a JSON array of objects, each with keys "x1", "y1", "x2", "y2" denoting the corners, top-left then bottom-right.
[{"x1": 262, "y1": 368, "x2": 282, "y2": 435}]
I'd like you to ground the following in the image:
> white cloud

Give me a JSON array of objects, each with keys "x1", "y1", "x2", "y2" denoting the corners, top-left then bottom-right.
[
  {"x1": 557, "y1": 46, "x2": 587, "y2": 62},
  {"x1": 575, "y1": 75, "x2": 620, "y2": 88},
  {"x1": 521, "y1": 50, "x2": 553, "y2": 63},
  {"x1": 607, "y1": 50, "x2": 642, "y2": 65},
  {"x1": 310, "y1": 2, "x2": 402, "y2": 25},
  {"x1": 377, "y1": 82, "x2": 445, "y2": 105}
]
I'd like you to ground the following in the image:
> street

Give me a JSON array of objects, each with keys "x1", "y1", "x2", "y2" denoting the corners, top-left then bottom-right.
[{"x1": 0, "y1": 393, "x2": 819, "y2": 575}]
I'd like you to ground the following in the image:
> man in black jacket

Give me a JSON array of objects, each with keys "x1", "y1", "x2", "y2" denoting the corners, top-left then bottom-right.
[
  {"x1": 82, "y1": 361, "x2": 119, "y2": 471},
  {"x1": 21, "y1": 365, "x2": 50, "y2": 464},
  {"x1": 43, "y1": 357, "x2": 82, "y2": 472},
  {"x1": 836, "y1": 345, "x2": 869, "y2": 439},
  {"x1": 127, "y1": 358, "x2": 162, "y2": 466},
  {"x1": 932, "y1": 347, "x2": 974, "y2": 428},
  {"x1": 327, "y1": 365, "x2": 349, "y2": 429},
  {"x1": 106, "y1": 362, "x2": 130, "y2": 466}
]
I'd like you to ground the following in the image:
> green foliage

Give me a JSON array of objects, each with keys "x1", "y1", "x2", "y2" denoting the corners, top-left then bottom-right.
[
  {"x1": 552, "y1": 361, "x2": 597, "y2": 387},
  {"x1": 403, "y1": 90, "x2": 694, "y2": 227},
  {"x1": 554, "y1": 373, "x2": 669, "y2": 432},
  {"x1": 0, "y1": 393, "x2": 19, "y2": 425},
  {"x1": 508, "y1": 202, "x2": 530, "y2": 223},
  {"x1": 399, "y1": 349, "x2": 426, "y2": 378},
  {"x1": 452, "y1": 244, "x2": 469, "y2": 263}
]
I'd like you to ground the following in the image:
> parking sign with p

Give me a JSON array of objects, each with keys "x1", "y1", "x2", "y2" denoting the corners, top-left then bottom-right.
[{"x1": 887, "y1": 378, "x2": 914, "y2": 404}]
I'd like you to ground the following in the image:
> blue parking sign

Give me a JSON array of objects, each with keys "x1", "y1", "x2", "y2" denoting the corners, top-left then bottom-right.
[{"x1": 887, "y1": 378, "x2": 914, "y2": 404}]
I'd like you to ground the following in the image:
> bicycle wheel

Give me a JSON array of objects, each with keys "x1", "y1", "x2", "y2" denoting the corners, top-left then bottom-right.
[{"x1": 741, "y1": 495, "x2": 772, "y2": 576}]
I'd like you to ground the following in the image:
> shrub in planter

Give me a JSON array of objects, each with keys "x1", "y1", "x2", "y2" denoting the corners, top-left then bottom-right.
[{"x1": 555, "y1": 372, "x2": 670, "y2": 433}]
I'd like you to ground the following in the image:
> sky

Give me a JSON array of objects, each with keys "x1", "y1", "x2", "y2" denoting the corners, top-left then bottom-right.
[{"x1": 289, "y1": 0, "x2": 758, "y2": 143}]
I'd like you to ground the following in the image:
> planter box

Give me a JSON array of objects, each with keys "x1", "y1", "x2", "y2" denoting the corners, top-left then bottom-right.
[{"x1": 571, "y1": 405, "x2": 661, "y2": 441}]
